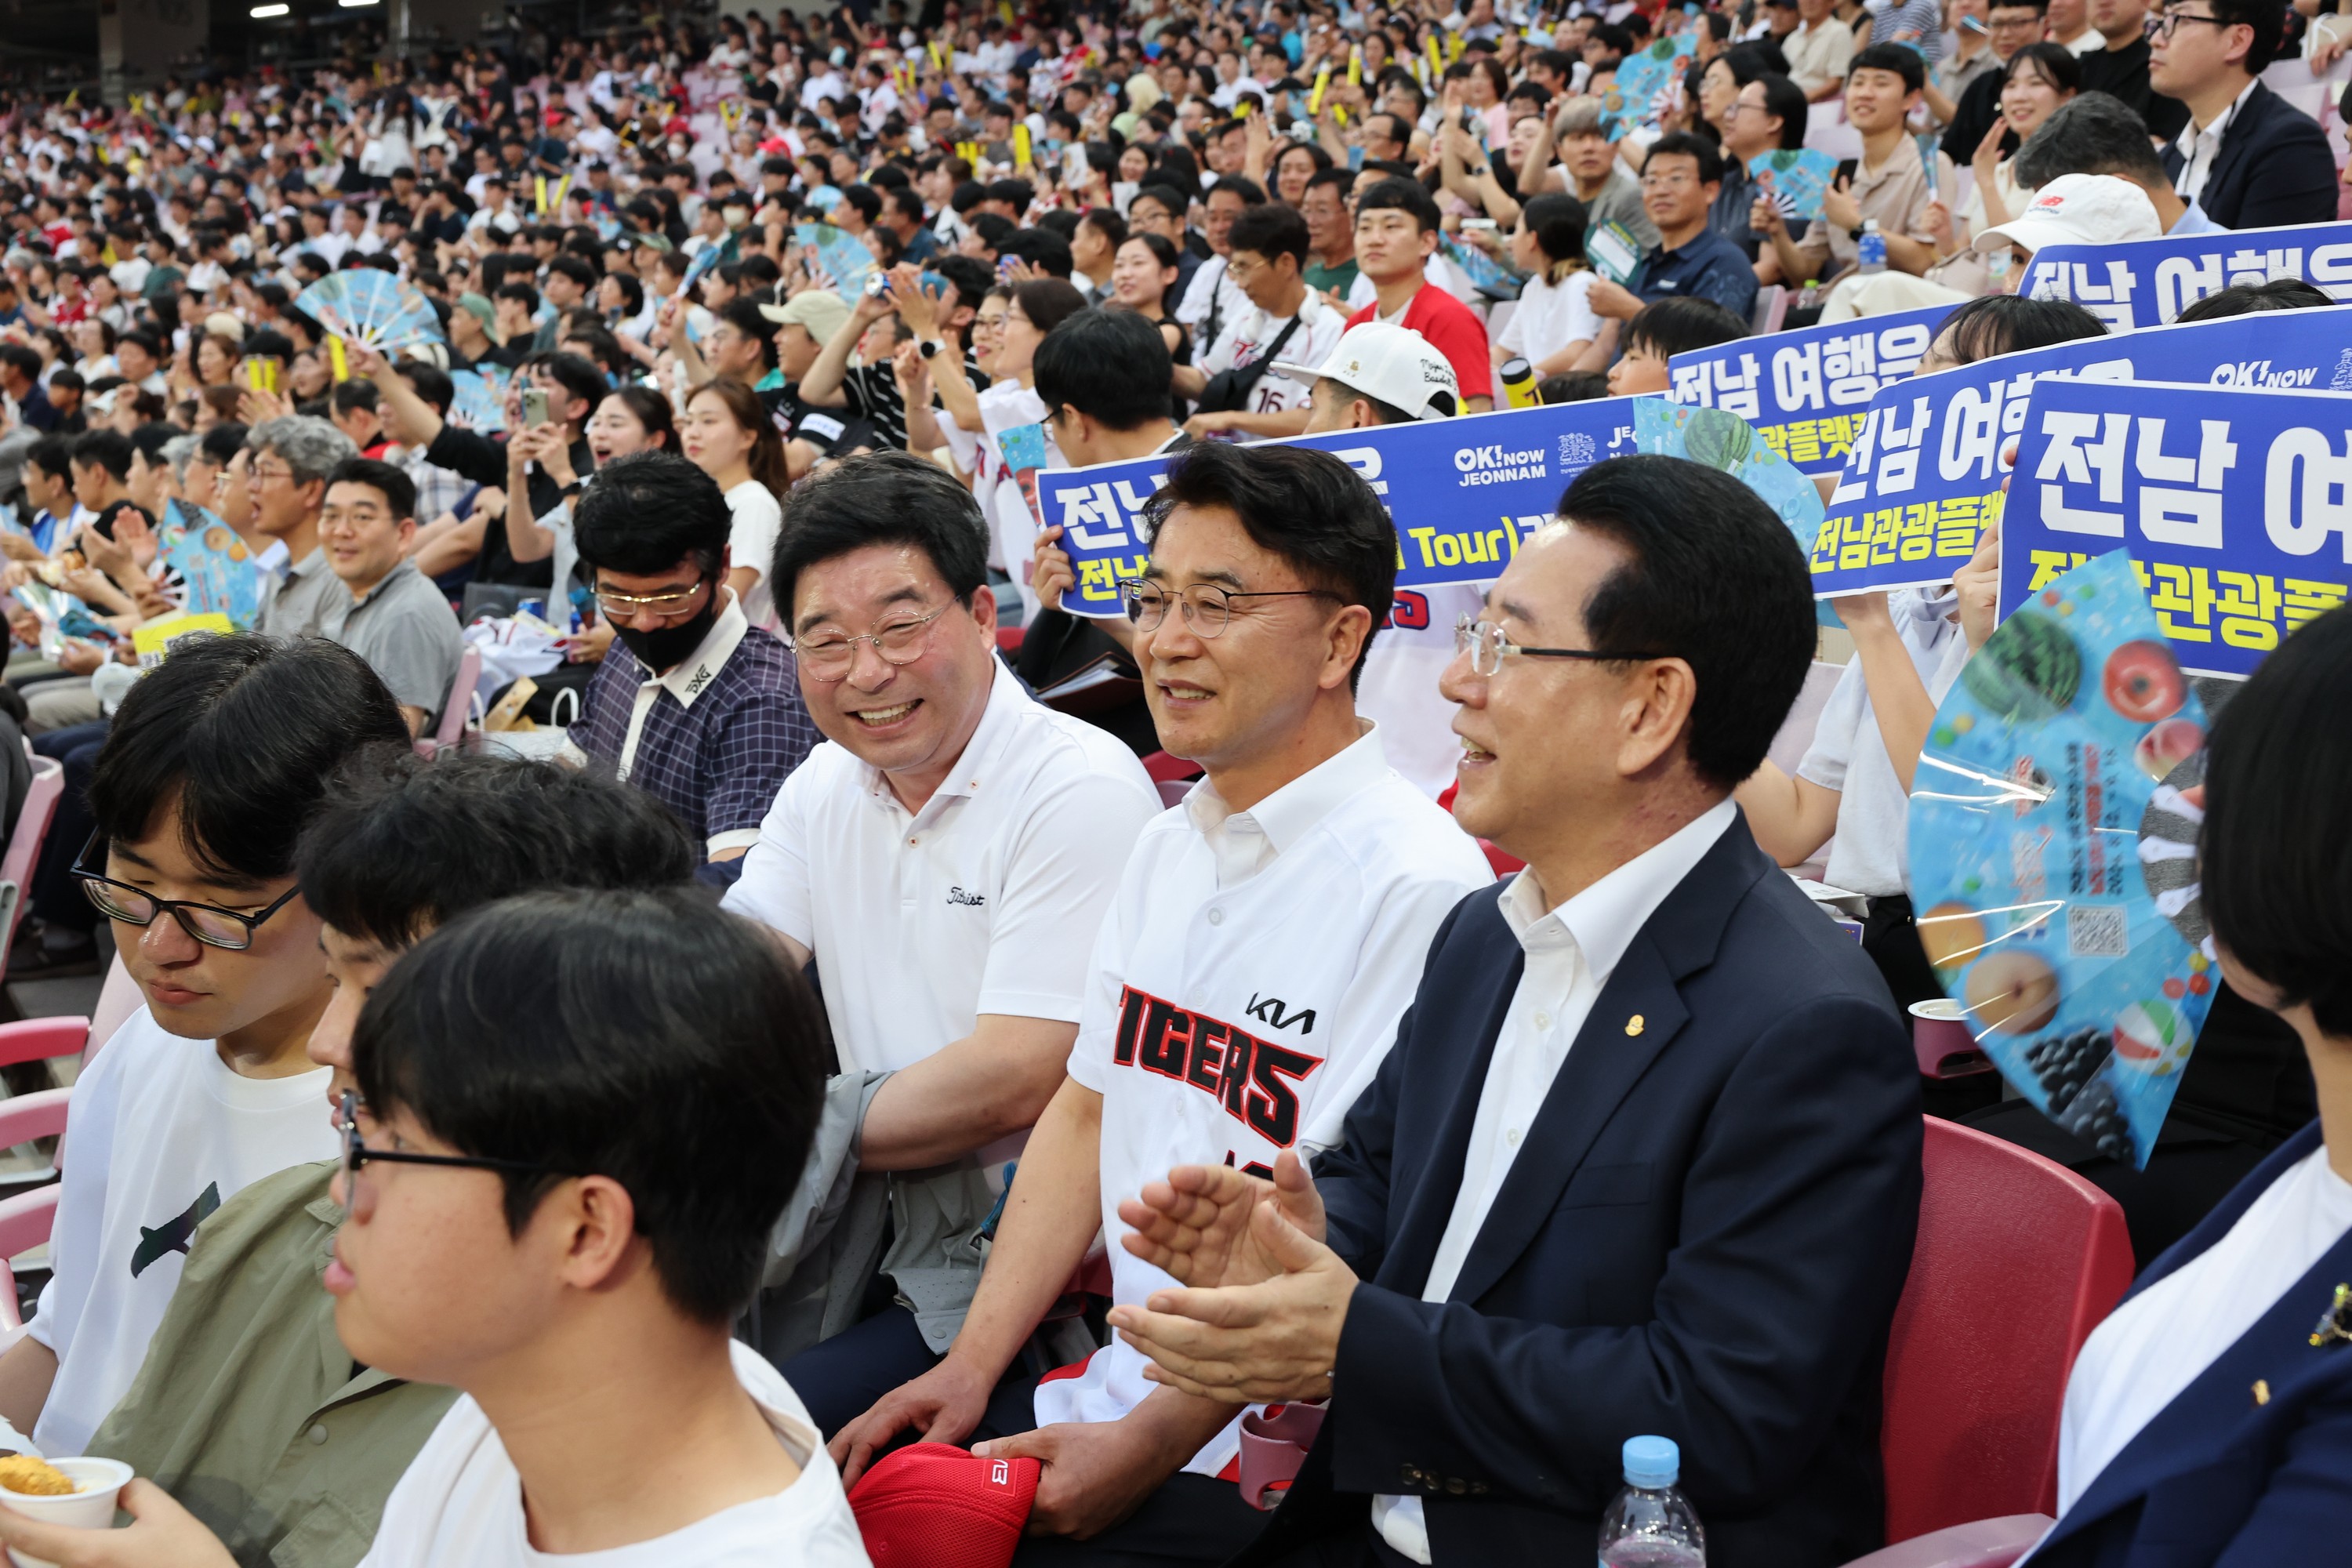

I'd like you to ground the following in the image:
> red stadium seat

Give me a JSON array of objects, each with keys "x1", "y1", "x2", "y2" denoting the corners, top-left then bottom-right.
[
  {"x1": 1875, "y1": 1119, "x2": 2134, "y2": 1545},
  {"x1": 996, "y1": 625, "x2": 1025, "y2": 655},
  {"x1": 1139, "y1": 750, "x2": 1200, "y2": 784}
]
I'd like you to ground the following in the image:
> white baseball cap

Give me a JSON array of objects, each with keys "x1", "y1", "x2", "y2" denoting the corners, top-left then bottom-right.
[
  {"x1": 1273, "y1": 321, "x2": 1461, "y2": 422},
  {"x1": 1972, "y1": 172, "x2": 2161, "y2": 257}
]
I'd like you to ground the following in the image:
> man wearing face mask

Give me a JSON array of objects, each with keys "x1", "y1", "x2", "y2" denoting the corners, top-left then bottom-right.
[{"x1": 564, "y1": 453, "x2": 818, "y2": 868}]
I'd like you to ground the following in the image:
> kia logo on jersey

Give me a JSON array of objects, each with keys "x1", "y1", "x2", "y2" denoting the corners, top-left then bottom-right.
[{"x1": 1111, "y1": 985, "x2": 1322, "y2": 1148}]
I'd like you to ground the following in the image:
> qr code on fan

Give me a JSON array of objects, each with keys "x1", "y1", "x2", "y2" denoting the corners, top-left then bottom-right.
[{"x1": 2068, "y1": 905, "x2": 2129, "y2": 959}]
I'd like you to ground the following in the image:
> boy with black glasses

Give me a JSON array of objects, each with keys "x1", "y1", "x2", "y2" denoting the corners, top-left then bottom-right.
[
  {"x1": 75, "y1": 753, "x2": 695, "y2": 1568},
  {"x1": 0, "y1": 636, "x2": 408, "y2": 1461},
  {"x1": 0, "y1": 891, "x2": 866, "y2": 1568}
]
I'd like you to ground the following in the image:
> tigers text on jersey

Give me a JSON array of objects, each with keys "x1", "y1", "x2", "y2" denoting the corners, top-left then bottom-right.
[{"x1": 1037, "y1": 724, "x2": 1494, "y2": 1476}]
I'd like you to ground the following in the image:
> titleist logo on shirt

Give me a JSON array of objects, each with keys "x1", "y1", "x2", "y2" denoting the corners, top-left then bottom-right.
[{"x1": 1109, "y1": 984, "x2": 1322, "y2": 1149}]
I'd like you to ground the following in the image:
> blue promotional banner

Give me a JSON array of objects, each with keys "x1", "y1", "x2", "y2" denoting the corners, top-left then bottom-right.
[
  {"x1": 2020, "y1": 220, "x2": 2352, "y2": 332},
  {"x1": 1813, "y1": 305, "x2": 2352, "y2": 600},
  {"x1": 1031, "y1": 398, "x2": 1642, "y2": 617},
  {"x1": 1665, "y1": 305, "x2": 1946, "y2": 476},
  {"x1": 1999, "y1": 378, "x2": 2352, "y2": 680},
  {"x1": 1909, "y1": 550, "x2": 2217, "y2": 1168}
]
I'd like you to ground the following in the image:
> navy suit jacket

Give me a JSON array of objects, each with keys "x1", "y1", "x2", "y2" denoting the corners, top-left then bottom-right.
[
  {"x1": 2027, "y1": 1119, "x2": 2352, "y2": 1568},
  {"x1": 2158, "y1": 79, "x2": 2339, "y2": 231},
  {"x1": 1232, "y1": 815, "x2": 1922, "y2": 1568}
]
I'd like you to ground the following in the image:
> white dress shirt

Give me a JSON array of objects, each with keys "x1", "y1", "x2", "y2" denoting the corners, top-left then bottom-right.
[
  {"x1": 1372, "y1": 798, "x2": 1740, "y2": 1564},
  {"x1": 2173, "y1": 77, "x2": 2259, "y2": 206}
]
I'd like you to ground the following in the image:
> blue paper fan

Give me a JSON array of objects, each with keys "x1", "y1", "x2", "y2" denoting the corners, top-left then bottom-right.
[
  {"x1": 448, "y1": 367, "x2": 508, "y2": 433},
  {"x1": 296, "y1": 270, "x2": 445, "y2": 354},
  {"x1": 1907, "y1": 550, "x2": 2216, "y2": 1169}
]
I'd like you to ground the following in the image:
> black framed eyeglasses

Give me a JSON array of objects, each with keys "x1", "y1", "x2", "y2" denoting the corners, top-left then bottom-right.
[
  {"x1": 339, "y1": 1091, "x2": 575, "y2": 1188},
  {"x1": 2152, "y1": 10, "x2": 2230, "y2": 37},
  {"x1": 1454, "y1": 616, "x2": 1675, "y2": 677},
  {"x1": 71, "y1": 833, "x2": 304, "y2": 951}
]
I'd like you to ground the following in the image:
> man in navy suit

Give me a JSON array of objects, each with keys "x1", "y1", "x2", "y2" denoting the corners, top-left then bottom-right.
[
  {"x1": 1109, "y1": 456, "x2": 1925, "y2": 1568},
  {"x1": 2151, "y1": 0, "x2": 2338, "y2": 230}
]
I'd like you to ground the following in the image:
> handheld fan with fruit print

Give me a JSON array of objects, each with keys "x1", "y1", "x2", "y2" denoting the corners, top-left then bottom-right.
[{"x1": 1906, "y1": 550, "x2": 2216, "y2": 1169}]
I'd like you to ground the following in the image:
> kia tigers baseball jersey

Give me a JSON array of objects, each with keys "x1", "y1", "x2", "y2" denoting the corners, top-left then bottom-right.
[{"x1": 1037, "y1": 725, "x2": 1493, "y2": 1477}]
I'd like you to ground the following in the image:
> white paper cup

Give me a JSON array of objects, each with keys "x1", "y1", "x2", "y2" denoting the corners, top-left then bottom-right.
[{"x1": 2, "y1": 1457, "x2": 132, "y2": 1568}]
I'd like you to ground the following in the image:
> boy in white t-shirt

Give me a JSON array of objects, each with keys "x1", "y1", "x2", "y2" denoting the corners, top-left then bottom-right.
[
  {"x1": 0, "y1": 890, "x2": 867, "y2": 1568},
  {"x1": 831, "y1": 441, "x2": 1490, "y2": 1565},
  {"x1": 0, "y1": 634, "x2": 412, "y2": 1461}
]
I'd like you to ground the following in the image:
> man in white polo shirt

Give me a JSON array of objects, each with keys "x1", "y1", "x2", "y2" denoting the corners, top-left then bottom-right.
[
  {"x1": 829, "y1": 441, "x2": 1492, "y2": 1566},
  {"x1": 721, "y1": 451, "x2": 1160, "y2": 1436}
]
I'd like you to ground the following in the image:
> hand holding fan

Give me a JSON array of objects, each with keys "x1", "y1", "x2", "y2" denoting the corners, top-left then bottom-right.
[{"x1": 295, "y1": 270, "x2": 446, "y2": 357}]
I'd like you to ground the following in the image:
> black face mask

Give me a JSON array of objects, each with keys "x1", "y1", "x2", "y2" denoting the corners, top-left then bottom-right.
[{"x1": 612, "y1": 585, "x2": 720, "y2": 672}]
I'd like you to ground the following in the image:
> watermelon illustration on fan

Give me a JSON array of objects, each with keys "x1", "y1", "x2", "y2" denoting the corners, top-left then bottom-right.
[{"x1": 294, "y1": 270, "x2": 446, "y2": 358}]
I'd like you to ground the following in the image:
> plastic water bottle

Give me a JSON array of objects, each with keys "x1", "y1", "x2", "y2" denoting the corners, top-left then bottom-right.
[
  {"x1": 1796, "y1": 278, "x2": 1820, "y2": 312},
  {"x1": 1857, "y1": 220, "x2": 1886, "y2": 275},
  {"x1": 1597, "y1": 1436, "x2": 1707, "y2": 1568}
]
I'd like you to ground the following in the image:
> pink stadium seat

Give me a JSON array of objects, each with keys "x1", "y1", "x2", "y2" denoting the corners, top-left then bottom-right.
[
  {"x1": 1875, "y1": 1120, "x2": 2134, "y2": 1547},
  {"x1": 418, "y1": 644, "x2": 485, "y2": 757},
  {"x1": 0, "y1": 757, "x2": 65, "y2": 975},
  {"x1": 0, "y1": 1087, "x2": 71, "y2": 1333}
]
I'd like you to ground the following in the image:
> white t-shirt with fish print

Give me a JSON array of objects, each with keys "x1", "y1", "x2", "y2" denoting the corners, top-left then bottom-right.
[{"x1": 27, "y1": 1007, "x2": 336, "y2": 1456}]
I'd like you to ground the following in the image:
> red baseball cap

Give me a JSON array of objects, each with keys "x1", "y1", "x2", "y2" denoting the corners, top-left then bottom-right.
[{"x1": 848, "y1": 1443, "x2": 1040, "y2": 1568}]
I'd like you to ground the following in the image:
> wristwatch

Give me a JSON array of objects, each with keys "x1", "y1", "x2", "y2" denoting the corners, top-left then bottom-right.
[{"x1": 918, "y1": 339, "x2": 946, "y2": 359}]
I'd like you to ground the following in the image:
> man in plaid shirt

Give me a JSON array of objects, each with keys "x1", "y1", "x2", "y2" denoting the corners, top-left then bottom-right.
[{"x1": 564, "y1": 453, "x2": 817, "y2": 861}]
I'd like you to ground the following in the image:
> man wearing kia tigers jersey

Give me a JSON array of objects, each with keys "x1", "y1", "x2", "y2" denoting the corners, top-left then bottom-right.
[{"x1": 829, "y1": 441, "x2": 1490, "y2": 1566}]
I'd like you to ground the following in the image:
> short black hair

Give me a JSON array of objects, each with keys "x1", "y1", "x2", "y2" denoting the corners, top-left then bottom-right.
[
  {"x1": 573, "y1": 452, "x2": 733, "y2": 579},
  {"x1": 2211, "y1": 0, "x2": 2288, "y2": 71},
  {"x1": 1077, "y1": 205, "x2": 1128, "y2": 249},
  {"x1": 1142, "y1": 442, "x2": 1396, "y2": 688},
  {"x1": 89, "y1": 633, "x2": 408, "y2": 884},
  {"x1": 1552, "y1": 457, "x2": 1815, "y2": 788},
  {"x1": 72, "y1": 428, "x2": 135, "y2": 482},
  {"x1": 1035, "y1": 307, "x2": 1173, "y2": 433},
  {"x1": 1355, "y1": 176, "x2": 1444, "y2": 235},
  {"x1": 24, "y1": 435, "x2": 73, "y2": 483},
  {"x1": 1643, "y1": 130, "x2": 1726, "y2": 187},
  {"x1": 932, "y1": 253, "x2": 994, "y2": 314},
  {"x1": 1752, "y1": 72, "x2": 1809, "y2": 150},
  {"x1": 325, "y1": 456, "x2": 416, "y2": 521},
  {"x1": 2201, "y1": 604, "x2": 2352, "y2": 1033},
  {"x1": 1624, "y1": 296, "x2": 1748, "y2": 360},
  {"x1": 1927, "y1": 294, "x2": 2107, "y2": 364},
  {"x1": 352, "y1": 889, "x2": 826, "y2": 1324},
  {"x1": 1849, "y1": 42, "x2": 1926, "y2": 94},
  {"x1": 398, "y1": 361, "x2": 456, "y2": 415},
  {"x1": 1207, "y1": 174, "x2": 1267, "y2": 207},
  {"x1": 524, "y1": 350, "x2": 612, "y2": 419},
  {"x1": 771, "y1": 449, "x2": 990, "y2": 626},
  {"x1": 297, "y1": 749, "x2": 695, "y2": 950},
  {"x1": 1226, "y1": 202, "x2": 1309, "y2": 268},
  {"x1": 2173, "y1": 278, "x2": 2336, "y2": 321},
  {"x1": 1128, "y1": 183, "x2": 1191, "y2": 223},
  {"x1": 999, "y1": 225, "x2": 1075, "y2": 278},
  {"x1": 2012, "y1": 92, "x2": 2166, "y2": 188},
  {"x1": 199, "y1": 423, "x2": 248, "y2": 465},
  {"x1": 544, "y1": 252, "x2": 597, "y2": 292}
]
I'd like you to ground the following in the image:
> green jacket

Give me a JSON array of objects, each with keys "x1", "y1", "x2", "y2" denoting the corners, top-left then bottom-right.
[{"x1": 87, "y1": 1162, "x2": 457, "y2": 1568}]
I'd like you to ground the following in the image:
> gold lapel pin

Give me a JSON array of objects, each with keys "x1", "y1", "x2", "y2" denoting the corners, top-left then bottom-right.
[
  {"x1": 1625, "y1": 1014, "x2": 1645, "y2": 1037},
  {"x1": 2309, "y1": 1283, "x2": 2352, "y2": 1349},
  {"x1": 2252, "y1": 1379, "x2": 2270, "y2": 1406}
]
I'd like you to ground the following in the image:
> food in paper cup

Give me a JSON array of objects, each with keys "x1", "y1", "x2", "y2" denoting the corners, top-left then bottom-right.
[
  {"x1": 0, "y1": 1458, "x2": 70, "y2": 1497},
  {"x1": 1, "y1": 1454, "x2": 134, "y2": 1568}
]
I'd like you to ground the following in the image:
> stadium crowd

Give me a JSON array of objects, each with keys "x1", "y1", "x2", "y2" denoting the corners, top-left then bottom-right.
[{"x1": 0, "y1": 0, "x2": 2337, "y2": 1562}]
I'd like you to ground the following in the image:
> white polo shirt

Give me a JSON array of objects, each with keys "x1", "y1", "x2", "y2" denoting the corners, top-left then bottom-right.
[
  {"x1": 722, "y1": 661, "x2": 1160, "y2": 1072},
  {"x1": 1037, "y1": 724, "x2": 1493, "y2": 1478}
]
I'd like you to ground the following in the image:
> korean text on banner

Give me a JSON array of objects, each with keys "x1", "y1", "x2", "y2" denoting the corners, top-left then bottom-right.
[
  {"x1": 1665, "y1": 305, "x2": 1944, "y2": 476},
  {"x1": 1812, "y1": 304, "x2": 2352, "y2": 600},
  {"x1": 1032, "y1": 399, "x2": 1642, "y2": 618},
  {"x1": 2020, "y1": 220, "x2": 2352, "y2": 331},
  {"x1": 1999, "y1": 378, "x2": 2352, "y2": 680}
]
